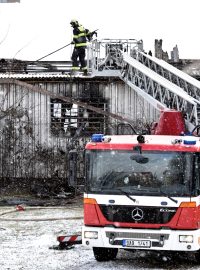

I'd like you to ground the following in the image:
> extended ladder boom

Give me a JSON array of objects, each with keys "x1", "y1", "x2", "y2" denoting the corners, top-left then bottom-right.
[
  {"x1": 133, "y1": 50, "x2": 200, "y2": 99},
  {"x1": 120, "y1": 51, "x2": 200, "y2": 130},
  {"x1": 88, "y1": 39, "x2": 200, "y2": 131}
]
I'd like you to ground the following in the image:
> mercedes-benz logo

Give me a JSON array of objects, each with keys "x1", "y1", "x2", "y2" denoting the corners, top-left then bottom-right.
[{"x1": 131, "y1": 207, "x2": 144, "y2": 221}]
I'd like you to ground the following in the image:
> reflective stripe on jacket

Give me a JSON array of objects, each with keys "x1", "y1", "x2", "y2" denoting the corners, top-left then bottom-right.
[{"x1": 72, "y1": 25, "x2": 91, "y2": 47}]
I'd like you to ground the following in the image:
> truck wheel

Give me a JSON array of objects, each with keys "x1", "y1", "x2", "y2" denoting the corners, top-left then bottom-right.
[
  {"x1": 194, "y1": 250, "x2": 200, "y2": 263},
  {"x1": 93, "y1": 247, "x2": 118, "y2": 261}
]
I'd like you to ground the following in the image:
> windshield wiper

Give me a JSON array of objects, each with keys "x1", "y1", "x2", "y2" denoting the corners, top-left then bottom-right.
[
  {"x1": 116, "y1": 188, "x2": 136, "y2": 203},
  {"x1": 159, "y1": 189, "x2": 178, "y2": 204},
  {"x1": 100, "y1": 187, "x2": 136, "y2": 203}
]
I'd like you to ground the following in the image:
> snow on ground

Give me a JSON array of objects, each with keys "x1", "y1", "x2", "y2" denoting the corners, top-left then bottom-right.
[{"x1": 0, "y1": 206, "x2": 199, "y2": 270}]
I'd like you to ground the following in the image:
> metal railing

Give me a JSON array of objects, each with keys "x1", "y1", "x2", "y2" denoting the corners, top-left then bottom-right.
[{"x1": 87, "y1": 39, "x2": 143, "y2": 74}]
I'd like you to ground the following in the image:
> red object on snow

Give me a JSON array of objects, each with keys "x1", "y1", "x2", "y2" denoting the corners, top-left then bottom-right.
[
  {"x1": 16, "y1": 204, "x2": 25, "y2": 211},
  {"x1": 57, "y1": 234, "x2": 82, "y2": 245}
]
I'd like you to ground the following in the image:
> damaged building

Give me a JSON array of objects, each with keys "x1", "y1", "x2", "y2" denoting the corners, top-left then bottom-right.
[
  {"x1": 0, "y1": 76, "x2": 151, "y2": 195},
  {"x1": 0, "y1": 38, "x2": 200, "y2": 196}
]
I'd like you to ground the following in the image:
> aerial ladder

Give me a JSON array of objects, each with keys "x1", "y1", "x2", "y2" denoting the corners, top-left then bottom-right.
[
  {"x1": 88, "y1": 39, "x2": 200, "y2": 133},
  {"x1": 56, "y1": 39, "x2": 200, "y2": 249}
]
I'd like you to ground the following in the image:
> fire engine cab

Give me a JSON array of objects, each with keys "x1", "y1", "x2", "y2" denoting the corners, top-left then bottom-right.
[{"x1": 82, "y1": 114, "x2": 200, "y2": 261}]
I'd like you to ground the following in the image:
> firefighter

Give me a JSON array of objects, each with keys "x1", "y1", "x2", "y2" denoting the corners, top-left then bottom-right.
[{"x1": 70, "y1": 19, "x2": 97, "y2": 75}]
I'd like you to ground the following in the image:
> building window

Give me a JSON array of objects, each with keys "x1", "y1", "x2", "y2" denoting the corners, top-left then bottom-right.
[{"x1": 50, "y1": 98, "x2": 108, "y2": 136}]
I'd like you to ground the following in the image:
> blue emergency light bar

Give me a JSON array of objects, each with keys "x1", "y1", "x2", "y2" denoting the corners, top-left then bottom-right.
[
  {"x1": 91, "y1": 134, "x2": 104, "y2": 142},
  {"x1": 183, "y1": 138, "x2": 196, "y2": 145}
]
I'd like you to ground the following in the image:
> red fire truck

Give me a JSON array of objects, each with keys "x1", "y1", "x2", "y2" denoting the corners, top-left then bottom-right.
[
  {"x1": 57, "y1": 40, "x2": 200, "y2": 263},
  {"x1": 82, "y1": 110, "x2": 200, "y2": 262}
]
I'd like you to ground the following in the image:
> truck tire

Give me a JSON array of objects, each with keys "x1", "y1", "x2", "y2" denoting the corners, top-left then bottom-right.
[
  {"x1": 194, "y1": 250, "x2": 200, "y2": 263},
  {"x1": 93, "y1": 247, "x2": 118, "y2": 261}
]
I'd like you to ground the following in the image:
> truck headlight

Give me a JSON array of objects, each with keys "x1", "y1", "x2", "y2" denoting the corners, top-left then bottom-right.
[
  {"x1": 84, "y1": 231, "x2": 98, "y2": 239},
  {"x1": 179, "y1": 235, "x2": 193, "y2": 243}
]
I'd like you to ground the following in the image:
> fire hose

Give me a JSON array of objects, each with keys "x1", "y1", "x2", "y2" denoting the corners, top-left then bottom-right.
[{"x1": 0, "y1": 206, "x2": 83, "y2": 222}]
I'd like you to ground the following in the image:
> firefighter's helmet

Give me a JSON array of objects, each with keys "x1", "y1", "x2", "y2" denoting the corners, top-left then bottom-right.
[{"x1": 70, "y1": 19, "x2": 79, "y2": 26}]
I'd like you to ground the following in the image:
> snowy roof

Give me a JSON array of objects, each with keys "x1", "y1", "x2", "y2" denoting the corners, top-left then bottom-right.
[{"x1": 0, "y1": 72, "x2": 71, "y2": 79}]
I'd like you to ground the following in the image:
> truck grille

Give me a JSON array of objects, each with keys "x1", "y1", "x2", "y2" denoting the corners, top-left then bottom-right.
[
  {"x1": 99, "y1": 205, "x2": 177, "y2": 224},
  {"x1": 105, "y1": 232, "x2": 169, "y2": 240}
]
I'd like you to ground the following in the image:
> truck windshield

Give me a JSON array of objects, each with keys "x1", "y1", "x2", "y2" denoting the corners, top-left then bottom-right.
[{"x1": 86, "y1": 150, "x2": 200, "y2": 197}]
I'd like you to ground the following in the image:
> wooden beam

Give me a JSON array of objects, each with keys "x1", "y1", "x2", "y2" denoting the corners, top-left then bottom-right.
[{"x1": 0, "y1": 78, "x2": 134, "y2": 125}]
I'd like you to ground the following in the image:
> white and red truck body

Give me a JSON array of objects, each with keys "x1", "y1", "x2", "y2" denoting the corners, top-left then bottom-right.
[{"x1": 82, "y1": 111, "x2": 200, "y2": 255}]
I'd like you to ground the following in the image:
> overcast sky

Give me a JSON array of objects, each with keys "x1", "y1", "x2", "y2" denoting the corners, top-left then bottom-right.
[{"x1": 0, "y1": 0, "x2": 199, "y2": 61}]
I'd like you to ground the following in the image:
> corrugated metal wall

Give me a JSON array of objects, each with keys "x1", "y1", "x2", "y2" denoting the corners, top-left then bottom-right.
[
  {"x1": 0, "y1": 78, "x2": 158, "y2": 192},
  {"x1": 105, "y1": 81, "x2": 158, "y2": 132}
]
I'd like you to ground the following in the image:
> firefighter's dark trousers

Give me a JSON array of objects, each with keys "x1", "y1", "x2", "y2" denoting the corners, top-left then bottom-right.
[{"x1": 71, "y1": 47, "x2": 87, "y2": 71}]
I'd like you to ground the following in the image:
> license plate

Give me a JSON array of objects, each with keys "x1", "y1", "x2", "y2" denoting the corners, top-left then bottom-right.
[{"x1": 123, "y1": 239, "x2": 151, "y2": 248}]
